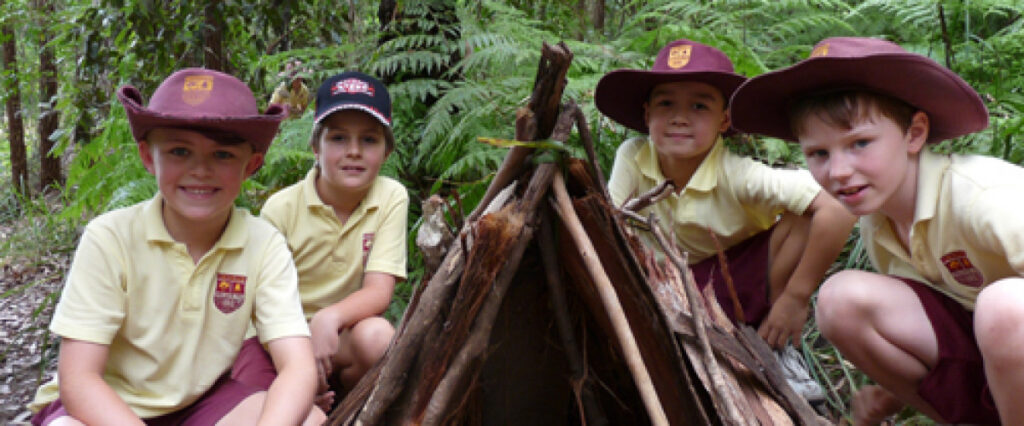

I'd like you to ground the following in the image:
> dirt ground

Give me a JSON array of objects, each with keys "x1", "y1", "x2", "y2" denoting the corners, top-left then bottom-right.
[{"x1": 0, "y1": 223, "x2": 67, "y2": 424}]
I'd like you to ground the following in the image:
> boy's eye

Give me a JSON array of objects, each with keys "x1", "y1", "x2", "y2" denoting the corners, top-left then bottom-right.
[
  {"x1": 692, "y1": 102, "x2": 708, "y2": 110},
  {"x1": 362, "y1": 135, "x2": 380, "y2": 144},
  {"x1": 853, "y1": 139, "x2": 870, "y2": 148},
  {"x1": 169, "y1": 147, "x2": 189, "y2": 157},
  {"x1": 804, "y1": 149, "x2": 828, "y2": 159},
  {"x1": 214, "y1": 151, "x2": 235, "y2": 160}
]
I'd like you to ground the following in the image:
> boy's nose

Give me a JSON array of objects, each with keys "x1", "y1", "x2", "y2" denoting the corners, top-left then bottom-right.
[{"x1": 828, "y1": 153, "x2": 854, "y2": 180}]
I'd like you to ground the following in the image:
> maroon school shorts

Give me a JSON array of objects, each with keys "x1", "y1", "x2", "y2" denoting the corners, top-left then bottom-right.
[
  {"x1": 690, "y1": 228, "x2": 773, "y2": 327},
  {"x1": 901, "y1": 277, "x2": 1000, "y2": 425},
  {"x1": 32, "y1": 337, "x2": 271, "y2": 426}
]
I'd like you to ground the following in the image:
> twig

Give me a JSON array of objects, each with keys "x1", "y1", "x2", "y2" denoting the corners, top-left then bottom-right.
[
  {"x1": 549, "y1": 171, "x2": 669, "y2": 426},
  {"x1": 621, "y1": 180, "x2": 675, "y2": 212},
  {"x1": 707, "y1": 228, "x2": 745, "y2": 323},
  {"x1": 644, "y1": 215, "x2": 747, "y2": 425},
  {"x1": 570, "y1": 101, "x2": 609, "y2": 202}
]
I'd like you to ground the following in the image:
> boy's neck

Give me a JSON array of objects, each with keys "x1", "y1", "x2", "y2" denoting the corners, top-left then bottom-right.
[
  {"x1": 162, "y1": 203, "x2": 232, "y2": 264},
  {"x1": 657, "y1": 149, "x2": 712, "y2": 192},
  {"x1": 315, "y1": 175, "x2": 369, "y2": 225},
  {"x1": 881, "y1": 153, "x2": 921, "y2": 251}
]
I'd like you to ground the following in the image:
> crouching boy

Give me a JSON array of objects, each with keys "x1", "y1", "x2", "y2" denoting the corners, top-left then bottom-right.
[
  {"x1": 732, "y1": 37, "x2": 1022, "y2": 425},
  {"x1": 27, "y1": 68, "x2": 324, "y2": 425}
]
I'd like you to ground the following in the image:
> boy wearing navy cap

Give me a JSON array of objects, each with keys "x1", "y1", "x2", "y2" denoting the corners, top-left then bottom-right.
[
  {"x1": 27, "y1": 68, "x2": 323, "y2": 425},
  {"x1": 261, "y1": 71, "x2": 408, "y2": 402},
  {"x1": 732, "y1": 36, "x2": 1020, "y2": 424}
]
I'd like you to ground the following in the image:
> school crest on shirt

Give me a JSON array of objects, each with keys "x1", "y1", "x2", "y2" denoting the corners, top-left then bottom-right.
[
  {"x1": 362, "y1": 233, "x2": 374, "y2": 266},
  {"x1": 940, "y1": 250, "x2": 984, "y2": 287},
  {"x1": 214, "y1": 273, "x2": 246, "y2": 314},
  {"x1": 668, "y1": 45, "x2": 692, "y2": 69}
]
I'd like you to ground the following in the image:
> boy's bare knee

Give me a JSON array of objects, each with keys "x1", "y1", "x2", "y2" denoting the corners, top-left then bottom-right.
[
  {"x1": 217, "y1": 391, "x2": 267, "y2": 425},
  {"x1": 975, "y1": 279, "x2": 1024, "y2": 364},
  {"x1": 815, "y1": 270, "x2": 876, "y2": 337},
  {"x1": 351, "y1": 317, "x2": 395, "y2": 362}
]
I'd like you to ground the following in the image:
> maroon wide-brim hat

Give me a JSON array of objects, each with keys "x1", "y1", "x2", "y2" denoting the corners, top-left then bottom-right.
[
  {"x1": 595, "y1": 38, "x2": 747, "y2": 135},
  {"x1": 730, "y1": 37, "x2": 988, "y2": 143},
  {"x1": 117, "y1": 68, "x2": 286, "y2": 154}
]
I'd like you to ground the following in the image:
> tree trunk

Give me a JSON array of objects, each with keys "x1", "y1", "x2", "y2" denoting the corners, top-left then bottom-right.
[
  {"x1": 592, "y1": 0, "x2": 605, "y2": 34},
  {"x1": 203, "y1": 0, "x2": 226, "y2": 71},
  {"x1": 2, "y1": 13, "x2": 29, "y2": 197},
  {"x1": 36, "y1": 0, "x2": 61, "y2": 192}
]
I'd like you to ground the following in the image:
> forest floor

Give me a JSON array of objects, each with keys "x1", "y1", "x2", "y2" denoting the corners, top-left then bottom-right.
[{"x1": 0, "y1": 220, "x2": 66, "y2": 424}]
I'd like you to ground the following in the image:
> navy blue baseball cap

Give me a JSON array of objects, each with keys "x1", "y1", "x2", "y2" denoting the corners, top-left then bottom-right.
[{"x1": 314, "y1": 71, "x2": 394, "y2": 145}]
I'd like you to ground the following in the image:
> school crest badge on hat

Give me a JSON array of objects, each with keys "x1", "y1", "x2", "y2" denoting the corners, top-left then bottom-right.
[
  {"x1": 214, "y1": 273, "x2": 246, "y2": 314},
  {"x1": 668, "y1": 45, "x2": 692, "y2": 69}
]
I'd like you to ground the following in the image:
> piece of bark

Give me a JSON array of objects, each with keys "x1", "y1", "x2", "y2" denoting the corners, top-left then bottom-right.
[{"x1": 419, "y1": 164, "x2": 556, "y2": 424}]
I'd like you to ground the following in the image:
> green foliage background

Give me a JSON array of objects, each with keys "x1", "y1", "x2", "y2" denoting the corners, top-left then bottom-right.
[{"x1": 2, "y1": 0, "x2": 1023, "y2": 422}]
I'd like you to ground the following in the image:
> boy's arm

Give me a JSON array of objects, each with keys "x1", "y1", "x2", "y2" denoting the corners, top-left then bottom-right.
[
  {"x1": 260, "y1": 336, "x2": 319, "y2": 425},
  {"x1": 309, "y1": 272, "x2": 396, "y2": 374},
  {"x1": 58, "y1": 338, "x2": 144, "y2": 425},
  {"x1": 759, "y1": 191, "x2": 856, "y2": 348}
]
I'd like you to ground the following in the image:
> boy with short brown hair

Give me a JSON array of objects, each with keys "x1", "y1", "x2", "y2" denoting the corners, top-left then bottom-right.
[
  {"x1": 27, "y1": 68, "x2": 323, "y2": 425},
  {"x1": 732, "y1": 36, "x2": 1020, "y2": 425},
  {"x1": 261, "y1": 71, "x2": 407, "y2": 402}
]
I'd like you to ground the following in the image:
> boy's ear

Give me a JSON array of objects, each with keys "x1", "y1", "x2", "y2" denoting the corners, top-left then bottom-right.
[
  {"x1": 245, "y1": 153, "x2": 265, "y2": 176},
  {"x1": 642, "y1": 102, "x2": 650, "y2": 127},
  {"x1": 906, "y1": 111, "x2": 930, "y2": 154},
  {"x1": 138, "y1": 141, "x2": 157, "y2": 175},
  {"x1": 719, "y1": 109, "x2": 732, "y2": 134}
]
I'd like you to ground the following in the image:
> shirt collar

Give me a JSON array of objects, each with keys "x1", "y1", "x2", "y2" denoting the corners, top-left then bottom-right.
[
  {"x1": 635, "y1": 136, "x2": 724, "y2": 192},
  {"x1": 301, "y1": 167, "x2": 381, "y2": 216},
  {"x1": 143, "y1": 193, "x2": 246, "y2": 249},
  {"x1": 914, "y1": 149, "x2": 949, "y2": 223}
]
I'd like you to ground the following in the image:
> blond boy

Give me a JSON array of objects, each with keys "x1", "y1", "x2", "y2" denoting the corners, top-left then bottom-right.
[
  {"x1": 261, "y1": 71, "x2": 407, "y2": 402},
  {"x1": 732, "y1": 36, "x2": 1018, "y2": 425},
  {"x1": 28, "y1": 69, "x2": 323, "y2": 425}
]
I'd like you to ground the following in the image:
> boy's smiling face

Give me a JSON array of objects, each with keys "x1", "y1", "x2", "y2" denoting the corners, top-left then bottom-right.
[
  {"x1": 644, "y1": 81, "x2": 730, "y2": 165},
  {"x1": 798, "y1": 110, "x2": 928, "y2": 217},
  {"x1": 139, "y1": 128, "x2": 262, "y2": 234},
  {"x1": 314, "y1": 109, "x2": 389, "y2": 200}
]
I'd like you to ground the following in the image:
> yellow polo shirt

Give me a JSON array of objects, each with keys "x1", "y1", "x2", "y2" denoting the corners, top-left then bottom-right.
[
  {"x1": 862, "y1": 149, "x2": 1024, "y2": 310},
  {"x1": 608, "y1": 137, "x2": 821, "y2": 263},
  {"x1": 29, "y1": 195, "x2": 309, "y2": 418},
  {"x1": 261, "y1": 168, "x2": 408, "y2": 320}
]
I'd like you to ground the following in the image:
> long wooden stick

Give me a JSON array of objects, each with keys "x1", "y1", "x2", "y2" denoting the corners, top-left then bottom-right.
[{"x1": 549, "y1": 171, "x2": 669, "y2": 426}]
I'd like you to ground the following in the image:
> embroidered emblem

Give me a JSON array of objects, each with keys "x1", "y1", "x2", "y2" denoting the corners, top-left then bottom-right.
[
  {"x1": 810, "y1": 43, "x2": 830, "y2": 58},
  {"x1": 182, "y1": 75, "x2": 214, "y2": 106},
  {"x1": 668, "y1": 45, "x2": 692, "y2": 69},
  {"x1": 332, "y1": 78, "x2": 375, "y2": 97},
  {"x1": 213, "y1": 273, "x2": 246, "y2": 314},
  {"x1": 362, "y1": 233, "x2": 374, "y2": 266},
  {"x1": 940, "y1": 250, "x2": 984, "y2": 287}
]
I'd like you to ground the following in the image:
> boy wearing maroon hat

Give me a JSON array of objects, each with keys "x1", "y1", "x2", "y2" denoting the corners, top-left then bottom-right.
[
  {"x1": 731, "y1": 37, "x2": 1020, "y2": 425},
  {"x1": 27, "y1": 68, "x2": 324, "y2": 425},
  {"x1": 597, "y1": 39, "x2": 854, "y2": 364},
  {"x1": 261, "y1": 71, "x2": 407, "y2": 402}
]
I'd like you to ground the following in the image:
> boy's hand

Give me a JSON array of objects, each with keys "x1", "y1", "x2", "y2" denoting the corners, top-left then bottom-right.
[
  {"x1": 309, "y1": 309, "x2": 342, "y2": 383},
  {"x1": 757, "y1": 292, "x2": 808, "y2": 348}
]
